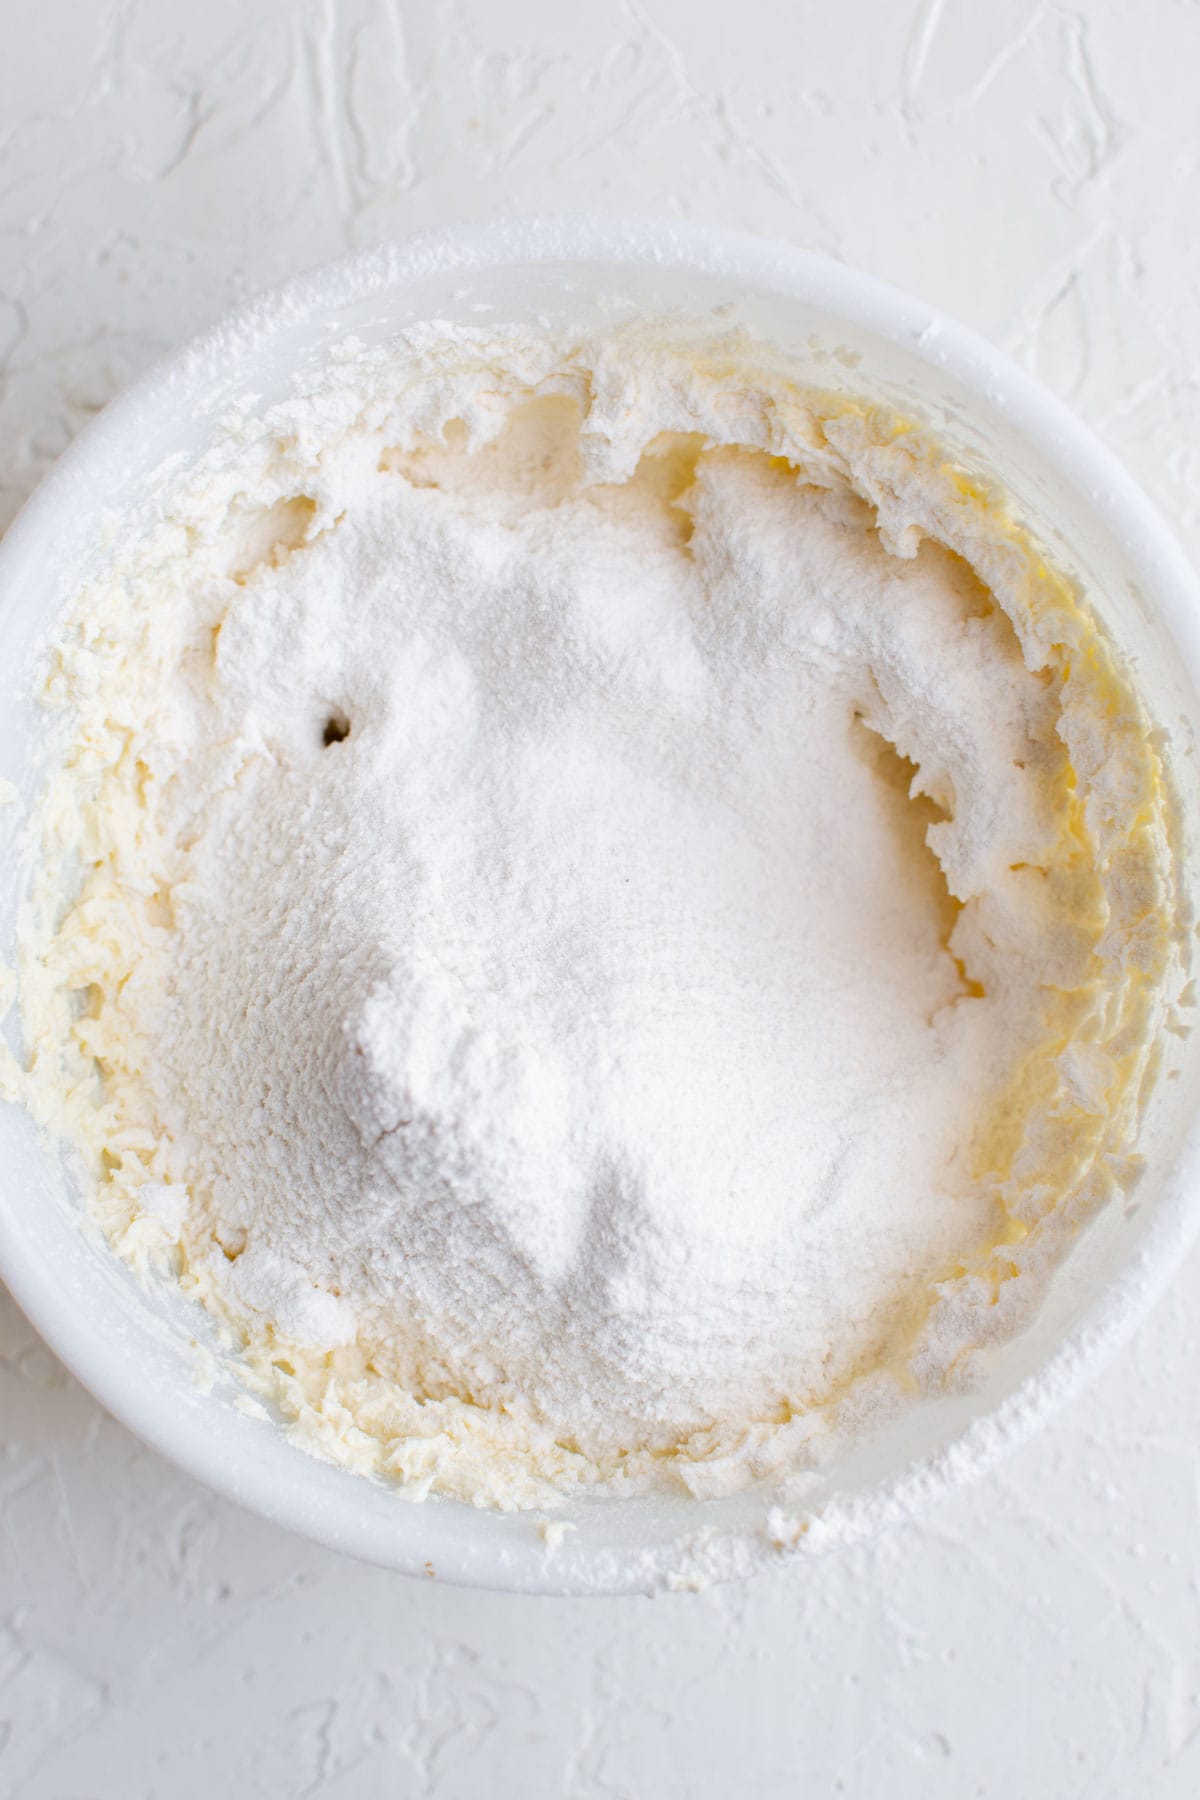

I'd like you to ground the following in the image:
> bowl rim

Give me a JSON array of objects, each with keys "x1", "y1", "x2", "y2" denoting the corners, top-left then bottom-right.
[{"x1": 3, "y1": 214, "x2": 1200, "y2": 1595}]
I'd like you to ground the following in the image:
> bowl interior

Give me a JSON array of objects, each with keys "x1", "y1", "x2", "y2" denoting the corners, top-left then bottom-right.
[{"x1": 3, "y1": 222, "x2": 1200, "y2": 1595}]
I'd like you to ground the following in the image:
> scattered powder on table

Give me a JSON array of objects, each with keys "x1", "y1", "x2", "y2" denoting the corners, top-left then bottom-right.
[{"x1": 11, "y1": 325, "x2": 1186, "y2": 1508}]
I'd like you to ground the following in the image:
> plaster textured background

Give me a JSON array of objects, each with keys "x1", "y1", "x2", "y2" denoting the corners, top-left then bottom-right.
[{"x1": 3, "y1": 2, "x2": 1200, "y2": 1794}]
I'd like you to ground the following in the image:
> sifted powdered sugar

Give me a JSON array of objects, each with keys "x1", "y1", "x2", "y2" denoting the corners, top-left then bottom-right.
[{"x1": 16, "y1": 325, "x2": 1183, "y2": 1508}]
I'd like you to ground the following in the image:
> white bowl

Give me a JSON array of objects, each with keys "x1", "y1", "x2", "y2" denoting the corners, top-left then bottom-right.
[{"x1": 3, "y1": 218, "x2": 1200, "y2": 1596}]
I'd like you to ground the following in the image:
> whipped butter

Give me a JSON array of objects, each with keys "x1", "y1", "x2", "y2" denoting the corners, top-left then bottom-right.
[{"x1": 7, "y1": 325, "x2": 1188, "y2": 1509}]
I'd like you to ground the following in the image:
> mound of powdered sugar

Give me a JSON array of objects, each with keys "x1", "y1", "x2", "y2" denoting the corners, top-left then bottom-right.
[{"x1": 14, "y1": 326, "x2": 1184, "y2": 1507}]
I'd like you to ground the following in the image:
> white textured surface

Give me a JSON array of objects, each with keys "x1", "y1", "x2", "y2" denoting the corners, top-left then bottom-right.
[{"x1": 2, "y1": 1, "x2": 1200, "y2": 1793}]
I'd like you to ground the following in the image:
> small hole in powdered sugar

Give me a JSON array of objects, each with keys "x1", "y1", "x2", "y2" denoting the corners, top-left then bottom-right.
[{"x1": 323, "y1": 709, "x2": 351, "y2": 747}]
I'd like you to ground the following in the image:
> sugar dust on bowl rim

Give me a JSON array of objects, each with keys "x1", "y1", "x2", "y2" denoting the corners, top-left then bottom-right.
[{"x1": 1, "y1": 218, "x2": 1200, "y2": 1595}]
